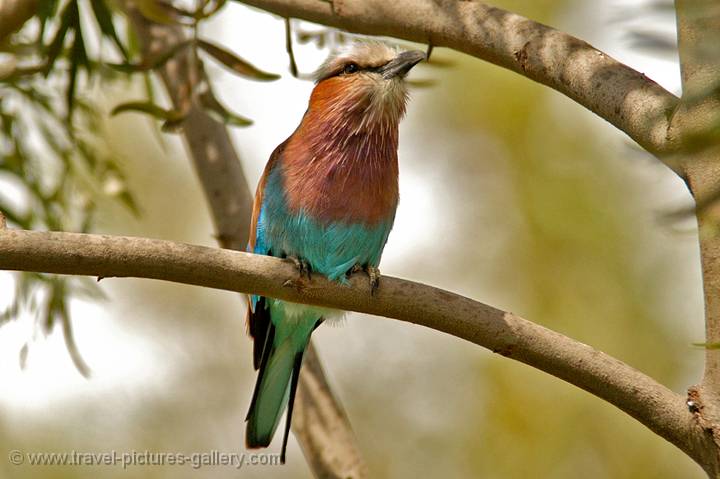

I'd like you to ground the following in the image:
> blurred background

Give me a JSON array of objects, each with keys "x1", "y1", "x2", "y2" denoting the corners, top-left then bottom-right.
[{"x1": 0, "y1": 0, "x2": 706, "y2": 477}]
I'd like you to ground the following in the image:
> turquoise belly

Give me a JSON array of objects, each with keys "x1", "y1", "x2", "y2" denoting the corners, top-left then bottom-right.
[{"x1": 254, "y1": 167, "x2": 395, "y2": 281}]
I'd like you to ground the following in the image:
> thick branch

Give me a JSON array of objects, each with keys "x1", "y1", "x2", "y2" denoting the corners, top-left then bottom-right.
[
  {"x1": 293, "y1": 346, "x2": 366, "y2": 476},
  {"x1": 236, "y1": 0, "x2": 679, "y2": 160},
  {"x1": 673, "y1": 2, "x2": 720, "y2": 475},
  {"x1": 0, "y1": 228, "x2": 715, "y2": 473}
]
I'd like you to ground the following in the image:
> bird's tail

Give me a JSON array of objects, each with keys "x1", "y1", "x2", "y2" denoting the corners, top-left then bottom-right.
[{"x1": 245, "y1": 314, "x2": 318, "y2": 463}]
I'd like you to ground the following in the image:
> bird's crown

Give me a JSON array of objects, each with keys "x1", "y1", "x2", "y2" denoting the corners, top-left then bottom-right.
[{"x1": 314, "y1": 41, "x2": 399, "y2": 82}]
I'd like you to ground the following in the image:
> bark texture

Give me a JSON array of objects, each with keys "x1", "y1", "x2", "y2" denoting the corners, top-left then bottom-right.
[
  {"x1": 0, "y1": 228, "x2": 714, "y2": 474},
  {"x1": 674, "y1": 1, "x2": 720, "y2": 475},
  {"x1": 237, "y1": 0, "x2": 679, "y2": 159}
]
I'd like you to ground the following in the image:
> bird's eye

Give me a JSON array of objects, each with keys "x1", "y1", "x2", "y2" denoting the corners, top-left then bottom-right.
[{"x1": 343, "y1": 63, "x2": 359, "y2": 74}]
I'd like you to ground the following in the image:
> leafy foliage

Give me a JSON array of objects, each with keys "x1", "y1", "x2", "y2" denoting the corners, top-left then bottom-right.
[
  {"x1": 0, "y1": 0, "x2": 289, "y2": 375},
  {"x1": 107, "y1": 0, "x2": 278, "y2": 132},
  {"x1": 1, "y1": 0, "x2": 143, "y2": 376}
]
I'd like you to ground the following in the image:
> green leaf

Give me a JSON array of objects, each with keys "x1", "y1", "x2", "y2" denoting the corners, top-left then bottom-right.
[
  {"x1": 136, "y1": 0, "x2": 189, "y2": 25},
  {"x1": 37, "y1": 0, "x2": 60, "y2": 43},
  {"x1": 111, "y1": 101, "x2": 186, "y2": 122},
  {"x1": 66, "y1": 6, "x2": 88, "y2": 122},
  {"x1": 125, "y1": 18, "x2": 141, "y2": 60},
  {"x1": 57, "y1": 293, "x2": 91, "y2": 378},
  {"x1": 0, "y1": 203, "x2": 30, "y2": 228},
  {"x1": 67, "y1": 51, "x2": 80, "y2": 121},
  {"x1": 90, "y1": 0, "x2": 129, "y2": 60},
  {"x1": 117, "y1": 190, "x2": 141, "y2": 216},
  {"x1": 197, "y1": 39, "x2": 280, "y2": 81},
  {"x1": 406, "y1": 78, "x2": 438, "y2": 88},
  {"x1": 107, "y1": 39, "x2": 192, "y2": 73},
  {"x1": 45, "y1": 0, "x2": 76, "y2": 75},
  {"x1": 199, "y1": 89, "x2": 253, "y2": 127},
  {"x1": 296, "y1": 30, "x2": 330, "y2": 48},
  {"x1": 0, "y1": 64, "x2": 46, "y2": 83}
]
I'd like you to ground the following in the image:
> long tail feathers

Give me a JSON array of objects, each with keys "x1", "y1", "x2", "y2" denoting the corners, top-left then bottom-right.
[
  {"x1": 245, "y1": 322, "x2": 275, "y2": 423},
  {"x1": 280, "y1": 352, "x2": 304, "y2": 464},
  {"x1": 246, "y1": 336, "x2": 294, "y2": 450},
  {"x1": 245, "y1": 318, "x2": 315, "y2": 463}
]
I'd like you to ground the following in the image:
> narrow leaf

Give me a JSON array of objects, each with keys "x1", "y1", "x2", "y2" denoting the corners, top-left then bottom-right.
[
  {"x1": 0, "y1": 64, "x2": 46, "y2": 82},
  {"x1": 66, "y1": 9, "x2": 88, "y2": 121},
  {"x1": 59, "y1": 305, "x2": 92, "y2": 378},
  {"x1": 199, "y1": 89, "x2": 253, "y2": 127},
  {"x1": 117, "y1": 190, "x2": 141, "y2": 216},
  {"x1": 197, "y1": 39, "x2": 279, "y2": 81},
  {"x1": 67, "y1": 52, "x2": 79, "y2": 121},
  {"x1": 45, "y1": 0, "x2": 76, "y2": 75},
  {"x1": 111, "y1": 101, "x2": 185, "y2": 122},
  {"x1": 406, "y1": 78, "x2": 438, "y2": 88},
  {"x1": 37, "y1": 0, "x2": 60, "y2": 43},
  {"x1": 107, "y1": 39, "x2": 192, "y2": 73},
  {"x1": 136, "y1": 0, "x2": 189, "y2": 25},
  {"x1": 90, "y1": 0, "x2": 128, "y2": 60}
]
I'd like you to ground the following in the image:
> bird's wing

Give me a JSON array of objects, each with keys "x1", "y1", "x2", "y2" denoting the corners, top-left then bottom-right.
[
  {"x1": 248, "y1": 146, "x2": 282, "y2": 253},
  {"x1": 246, "y1": 140, "x2": 287, "y2": 370}
]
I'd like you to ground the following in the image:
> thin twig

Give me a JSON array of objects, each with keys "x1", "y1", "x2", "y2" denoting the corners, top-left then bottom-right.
[{"x1": 285, "y1": 18, "x2": 299, "y2": 78}]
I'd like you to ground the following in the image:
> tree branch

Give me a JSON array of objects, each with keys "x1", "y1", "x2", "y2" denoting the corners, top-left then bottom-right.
[
  {"x1": 0, "y1": 227, "x2": 715, "y2": 474},
  {"x1": 672, "y1": 2, "x2": 720, "y2": 475},
  {"x1": 293, "y1": 345, "x2": 367, "y2": 477},
  {"x1": 234, "y1": 0, "x2": 679, "y2": 163},
  {"x1": 121, "y1": 5, "x2": 368, "y2": 477},
  {"x1": 124, "y1": 7, "x2": 253, "y2": 251}
]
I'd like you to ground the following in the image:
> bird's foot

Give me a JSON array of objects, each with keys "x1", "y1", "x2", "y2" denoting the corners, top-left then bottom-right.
[
  {"x1": 284, "y1": 255, "x2": 312, "y2": 280},
  {"x1": 348, "y1": 264, "x2": 381, "y2": 295}
]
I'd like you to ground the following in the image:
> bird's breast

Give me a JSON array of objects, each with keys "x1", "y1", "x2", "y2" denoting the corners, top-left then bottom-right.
[{"x1": 281, "y1": 131, "x2": 400, "y2": 225}]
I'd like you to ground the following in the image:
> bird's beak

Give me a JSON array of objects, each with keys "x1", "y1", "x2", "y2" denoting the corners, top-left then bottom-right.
[{"x1": 379, "y1": 50, "x2": 426, "y2": 79}]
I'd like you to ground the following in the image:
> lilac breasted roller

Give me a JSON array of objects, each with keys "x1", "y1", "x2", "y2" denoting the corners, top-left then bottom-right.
[{"x1": 245, "y1": 42, "x2": 424, "y2": 461}]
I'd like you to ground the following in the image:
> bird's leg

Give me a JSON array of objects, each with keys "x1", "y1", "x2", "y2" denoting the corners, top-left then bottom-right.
[
  {"x1": 348, "y1": 264, "x2": 381, "y2": 295},
  {"x1": 284, "y1": 255, "x2": 312, "y2": 280}
]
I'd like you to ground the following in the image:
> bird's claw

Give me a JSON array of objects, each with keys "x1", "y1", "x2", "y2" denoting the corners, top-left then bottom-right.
[
  {"x1": 348, "y1": 264, "x2": 381, "y2": 295},
  {"x1": 367, "y1": 266, "x2": 380, "y2": 295},
  {"x1": 284, "y1": 255, "x2": 312, "y2": 280}
]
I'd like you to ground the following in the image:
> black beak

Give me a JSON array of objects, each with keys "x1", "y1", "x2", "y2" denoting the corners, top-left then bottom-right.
[{"x1": 379, "y1": 50, "x2": 426, "y2": 79}]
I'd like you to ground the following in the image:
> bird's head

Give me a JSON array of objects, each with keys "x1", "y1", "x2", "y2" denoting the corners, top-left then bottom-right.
[{"x1": 308, "y1": 42, "x2": 425, "y2": 134}]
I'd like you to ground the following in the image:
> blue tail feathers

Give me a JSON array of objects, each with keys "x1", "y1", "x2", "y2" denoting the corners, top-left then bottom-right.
[{"x1": 245, "y1": 305, "x2": 320, "y2": 462}]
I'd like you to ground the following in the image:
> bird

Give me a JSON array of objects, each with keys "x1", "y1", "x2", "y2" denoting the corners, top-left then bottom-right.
[{"x1": 244, "y1": 41, "x2": 425, "y2": 462}]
